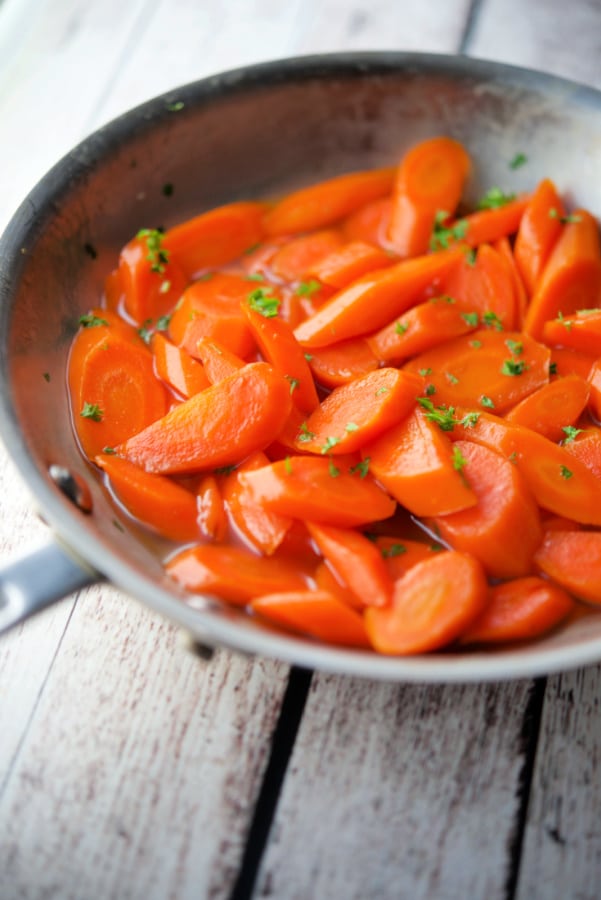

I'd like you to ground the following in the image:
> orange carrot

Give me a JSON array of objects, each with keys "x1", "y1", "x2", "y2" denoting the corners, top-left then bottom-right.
[
  {"x1": 431, "y1": 440, "x2": 542, "y2": 579},
  {"x1": 309, "y1": 240, "x2": 393, "y2": 289},
  {"x1": 169, "y1": 273, "x2": 257, "y2": 359},
  {"x1": 374, "y1": 537, "x2": 443, "y2": 580},
  {"x1": 587, "y1": 359, "x2": 601, "y2": 421},
  {"x1": 367, "y1": 296, "x2": 476, "y2": 363},
  {"x1": 542, "y1": 309, "x2": 601, "y2": 356},
  {"x1": 363, "y1": 407, "x2": 477, "y2": 517},
  {"x1": 387, "y1": 137, "x2": 471, "y2": 257},
  {"x1": 263, "y1": 167, "x2": 395, "y2": 236},
  {"x1": 152, "y1": 332, "x2": 210, "y2": 398},
  {"x1": 342, "y1": 197, "x2": 392, "y2": 246},
  {"x1": 118, "y1": 232, "x2": 188, "y2": 325},
  {"x1": 237, "y1": 456, "x2": 396, "y2": 528},
  {"x1": 119, "y1": 362, "x2": 292, "y2": 474},
  {"x1": 294, "y1": 368, "x2": 421, "y2": 455},
  {"x1": 461, "y1": 196, "x2": 529, "y2": 247},
  {"x1": 514, "y1": 179, "x2": 566, "y2": 295},
  {"x1": 504, "y1": 374, "x2": 590, "y2": 441},
  {"x1": 523, "y1": 210, "x2": 601, "y2": 340},
  {"x1": 494, "y1": 237, "x2": 529, "y2": 329},
  {"x1": 445, "y1": 243, "x2": 518, "y2": 329},
  {"x1": 534, "y1": 531, "x2": 601, "y2": 604},
  {"x1": 314, "y1": 560, "x2": 363, "y2": 610},
  {"x1": 461, "y1": 577, "x2": 574, "y2": 644},
  {"x1": 542, "y1": 514, "x2": 581, "y2": 532},
  {"x1": 241, "y1": 301, "x2": 320, "y2": 414},
  {"x1": 221, "y1": 452, "x2": 292, "y2": 555},
  {"x1": 194, "y1": 337, "x2": 246, "y2": 383},
  {"x1": 164, "y1": 201, "x2": 266, "y2": 277},
  {"x1": 563, "y1": 427, "x2": 601, "y2": 479},
  {"x1": 403, "y1": 329, "x2": 550, "y2": 414},
  {"x1": 306, "y1": 338, "x2": 378, "y2": 388},
  {"x1": 252, "y1": 590, "x2": 371, "y2": 647},
  {"x1": 197, "y1": 475, "x2": 228, "y2": 542},
  {"x1": 95, "y1": 453, "x2": 199, "y2": 542},
  {"x1": 166, "y1": 544, "x2": 310, "y2": 605},
  {"x1": 549, "y1": 347, "x2": 596, "y2": 380},
  {"x1": 293, "y1": 247, "x2": 465, "y2": 347},
  {"x1": 307, "y1": 522, "x2": 393, "y2": 608},
  {"x1": 270, "y1": 229, "x2": 344, "y2": 281},
  {"x1": 365, "y1": 550, "x2": 488, "y2": 654}
]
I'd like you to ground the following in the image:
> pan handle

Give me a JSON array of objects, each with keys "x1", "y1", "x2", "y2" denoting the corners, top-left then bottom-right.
[{"x1": 0, "y1": 540, "x2": 97, "y2": 634}]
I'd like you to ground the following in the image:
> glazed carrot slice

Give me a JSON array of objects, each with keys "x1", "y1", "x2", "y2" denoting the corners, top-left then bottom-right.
[
  {"x1": 534, "y1": 531, "x2": 601, "y2": 604},
  {"x1": 342, "y1": 197, "x2": 392, "y2": 247},
  {"x1": 70, "y1": 332, "x2": 168, "y2": 460},
  {"x1": 387, "y1": 137, "x2": 471, "y2": 258},
  {"x1": 95, "y1": 453, "x2": 199, "y2": 542},
  {"x1": 309, "y1": 240, "x2": 393, "y2": 289},
  {"x1": 549, "y1": 347, "x2": 596, "y2": 380},
  {"x1": 374, "y1": 537, "x2": 443, "y2": 580},
  {"x1": 494, "y1": 237, "x2": 529, "y2": 329},
  {"x1": 362, "y1": 407, "x2": 477, "y2": 517},
  {"x1": 587, "y1": 359, "x2": 601, "y2": 420},
  {"x1": 152, "y1": 332, "x2": 210, "y2": 398},
  {"x1": 221, "y1": 452, "x2": 292, "y2": 555},
  {"x1": 367, "y1": 296, "x2": 476, "y2": 363},
  {"x1": 164, "y1": 201, "x2": 266, "y2": 277},
  {"x1": 514, "y1": 179, "x2": 566, "y2": 295},
  {"x1": 431, "y1": 440, "x2": 543, "y2": 579},
  {"x1": 461, "y1": 196, "x2": 528, "y2": 247},
  {"x1": 451, "y1": 409, "x2": 601, "y2": 526},
  {"x1": 314, "y1": 561, "x2": 363, "y2": 609},
  {"x1": 563, "y1": 428, "x2": 601, "y2": 479},
  {"x1": 169, "y1": 273, "x2": 257, "y2": 359},
  {"x1": 197, "y1": 475, "x2": 228, "y2": 542},
  {"x1": 523, "y1": 210, "x2": 601, "y2": 340},
  {"x1": 252, "y1": 590, "x2": 371, "y2": 648},
  {"x1": 542, "y1": 309, "x2": 601, "y2": 356},
  {"x1": 119, "y1": 362, "x2": 292, "y2": 474},
  {"x1": 504, "y1": 374, "x2": 590, "y2": 441},
  {"x1": 293, "y1": 247, "x2": 465, "y2": 348},
  {"x1": 166, "y1": 544, "x2": 310, "y2": 605},
  {"x1": 445, "y1": 243, "x2": 518, "y2": 329},
  {"x1": 365, "y1": 550, "x2": 488, "y2": 655},
  {"x1": 307, "y1": 522, "x2": 393, "y2": 608},
  {"x1": 404, "y1": 329, "x2": 550, "y2": 414},
  {"x1": 194, "y1": 337, "x2": 245, "y2": 383},
  {"x1": 237, "y1": 456, "x2": 396, "y2": 528},
  {"x1": 263, "y1": 167, "x2": 395, "y2": 236},
  {"x1": 68, "y1": 309, "x2": 141, "y2": 394},
  {"x1": 461, "y1": 577, "x2": 574, "y2": 644},
  {"x1": 306, "y1": 338, "x2": 378, "y2": 388},
  {"x1": 241, "y1": 301, "x2": 319, "y2": 414},
  {"x1": 542, "y1": 514, "x2": 582, "y2": 532},
  {"x1": 294, "y1": 368, "x2": 421, "y2": 455},
  {"x1": 118, "y1": 233, "x2": 188, "y2": 325},
  {"x1": 270, "y1": 229, "x2": 344, "y2": 281}
]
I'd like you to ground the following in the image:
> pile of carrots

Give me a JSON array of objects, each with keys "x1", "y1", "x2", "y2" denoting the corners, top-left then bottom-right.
[{"x1": 67, "y1": 136, "x2": 601, "y2": 655}]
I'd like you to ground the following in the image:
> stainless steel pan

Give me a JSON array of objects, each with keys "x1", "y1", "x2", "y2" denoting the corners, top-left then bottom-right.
[{"x1": 2, "y1": 52, "x2": 601, "y2": 681}]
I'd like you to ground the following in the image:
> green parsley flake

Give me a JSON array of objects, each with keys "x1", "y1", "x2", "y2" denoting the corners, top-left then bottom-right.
[
  {"x1": 156, "y1": 315, "x2": 171, "y2": 331},
  {"x1": 248, "y1": 287, "x2": 280, "y2": 318},
  {"x1": 480, "y1": 395, "x2": 495, "y2": 408},
  {"x1": 102, "y1": 446, "x2": 116, "y2": 454},
  {"x1": 295, "y1": 280, "x2": 321, "y2": 297},
  {"x1": 214, "y1": 464, "x2": 237, "y2": 475},
  {"x1": 465, "y1": 248, "x2": 477, "y2": 267},
  {"x1": 419, "y1": 367, "x2": 433, "y2": 377},
  {"x1": 549, "y1": 209, "x2": 582, "y2": 224},
  {"x1": 452, "y1": 445, "x2": 467, "y2": 472},
  {"x1": 561, "y1": 426, "x2": 584, "y2": 445},
  {"x1": 328, "y1": 458, "x2": 341, "y2": 478},
  {"x1": 159, "y1": 280, "x2": 171, "y2": 294},
  {"x1": 350, "y1": 458, "x2": 370, "y2": 478},
  {"x1": 79, "y1": 313, "x2": 108, "y2": 328},
  {"x1": 167, "y1": 101, "x2": 185, "y2": 112},
  {"x1": 477, "y1": 186, "x2": 516, "y2": 210},
  {"x1": 557, "y1": 311, "x2": 572, "y2": 331},
  {"x1": 508, "y1": 452, "x2": 518, "y2": 464},
  {"x1": 80, "y1": 402, "x2": 103, "y2": 421},
  {"x1": 137, "y1": 228, "x2": 170, "y2": 274},
  {"x1": 505, "y1": 338, "x2": 523, "y2": 356},
  {"x1": 381, "y1": 543, "x2": 407, "y2": 559},
  {"x1": 375, "y1": 387, "x2": 389, "y2": 396},
  {"x1": 509, "y1": 152, "x2": 527, "y2": 170},
  {"x1": 297, "y1": 423, "x2": 316, "y2": 443},
  {"x1": 345, "y1": 422, "x2": 359, "y2": 432},
  {"x1": 286, "y1": 376, "x2": 300, "y2": 394},
  {"x1": 430, "y1": 211, "x2": 469, "y2": 251},
  {"x1": 549, "y1": 362, "x2": 558, "y2": 375},
  {"x1": 304, "y1": 353, "x2": 313, "y2": 362},
  {"x1": 482, "y1": 311, "x2": 504, "y2": 331},
  {"x1": 43, "y1": 372, "x2": 51, "y2": 382},
  {"x1": 560, "y1": 465, "x2": 574, "y2": 480},
  {"x1": 246, "y1": 272, "x2": 265, "y2": 282},
  {"x1": 425, "y1": 384, "x2": 436, "y2": 396},
  {"x1": 284, "y1": 456, "x2": 293, "y2": 475},
  {"x1": 321, "y1": 436, "x2": 341, "y2": 454},
  {"x1": 395, "y1": 321, "x2": 408, "y2": 335},
  {"x1": 501, "y1": 358, "x2": 527, "y2": 376},
  {"x1": 461, "y1": 312, "x2": 479, "y2": 327},
  {"x1": 445, "y1": 372, "x2": 459, "y2": 385},
  {"x1": 470, "y1": 339, "x2": 482, "y2": 349}
]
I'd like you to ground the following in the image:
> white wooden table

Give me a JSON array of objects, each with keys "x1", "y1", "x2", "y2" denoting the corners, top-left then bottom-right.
[{"x1": 1, "y1": 2, "x2": 601, "y2": 897}]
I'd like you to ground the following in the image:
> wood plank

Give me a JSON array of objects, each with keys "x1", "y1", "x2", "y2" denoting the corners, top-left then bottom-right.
[
  {"x1": 0, "y1": 584, "x2": 290, "y2": 900},
  {"x1": 467, "y1": 0, "x2": 601, "y2": 89},
  {"x1": 256, "y1": 675, "x2": 537, "y2": 899},
  {"x1": 516, "y1": 666, "x2": 601, "y2": 900}
]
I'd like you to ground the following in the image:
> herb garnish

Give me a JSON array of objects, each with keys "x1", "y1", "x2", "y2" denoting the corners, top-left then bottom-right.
[
  {"x1": 477, "y1": 187, "x2": 516, "y2": 210},
  {"x1": 430, "y1": 211, "x2": 468, "y2": 251},
  {"x1": 80, "y1": 402, "x2": 103, "y2": 421},
  {"x1": 248, "y1": 287, "x2": 280, "y2": 318}
]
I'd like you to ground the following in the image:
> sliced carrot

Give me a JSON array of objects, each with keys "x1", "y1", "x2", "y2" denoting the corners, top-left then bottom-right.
[
  {"x1": 342, "y1": 197, "x2": 392, "y2": 246},
  {"x1": 504, "y1": 374, "x2": 590, "y2": 441},
  {"x1": 241, "y1": 301, "x2": 319, "y2": 414},
  {"x1": 309, "y1": 240, "x2": 393, "y2": 289},
  {"x1": 168, "y1": 273, "x2": 257, "y2": 359},
  {"x1": 270, "y1": 229, "x2": 343, "y2": 281},
  {"x1": 294, "y1": 368, "x2": 421, "y2": 455},
  {"x1": 587, "y1": 359, "x2": 601, "y2": 420},
  {"x1": 152, "y1": 332, "x2": 210, "y2": 398},
  {"x1": 367, "y1": 296, "x2": 476, "y2": 363},
  {"x1": 95, "y1": 453, "x2": 199, "y2": 542},
  {"x1": 431, "y1": 440, "x2": 542, "y2": 579},
  {"x1": 523, "y1": 210, "x2": 601, "y2": 340},
  {"x1": 306, "y1": 338, "x2": 378, "y2": 388},
  {"x1": 534, "y1": 531, "x2": 601, "y2": 604},
  {"x1": 451, "y1": 409, "x2": 601, "y2": 526},
  {"x1": 563, "y1": 428, "x2": 601, "y2": 479},
  {"x1": 237, "y1": 456, "x2": 396, "y2": 528},
  {"x1": 252, "y1": 590, "x2": 371, "y2": 648},
  {"x1": 164, "y1": 201, "x2": 266, "y2": 277},
  {"x1": 68, "y1": 309, "x2": 141, "y2": 395},
  {"x1": 542, "y1": 309, "x2": 601, "y2": 356},
  {"x1": 365, "y1": 550, "x2": 488, "y2": 654},
  {"x1": 293, "y1": 247, "x2": 465, "y2": 348},
  {"x1": 197, "y1": 475, "x2": 228, "y2": 542},
  {"x1": 461, "y1": 577, "x2": 574, "y2": 644},
  {"x1": 119, "y1": 362, "x2": 292, "y2": 474},
  {"x1": 374, "y1": 537, "x2": 443, "y2": 580},
  {"x1": 263, "y1": 167, "x2": 395, "y2": 236},
  {"x1": 307, "y1": 522, "x2": 393, "y2": 608},
  {"x1": 404, "y1": 329, "x2": 550, "y2": 413},
  {"x1": 387, "y1": 137, "x2": 471, "y2": 258},
  {"x1": 221, "y1": 452, "x2": 292, "y2": 555},
  {"x1": 194, "y1": 337, "x2": 246, "y2": 383},
  {"x1": 461, "y1": 196, "x2": 529, "y2": 247},
  {"x1": 363, "y1": 407, "x2": 477, "y2": 517},
  {"x1": 514, "y1": 179, "x2": 566, "y2": 295},
  {"x1": 166, "y1": 544, "x2": 310, "y2": 605},
  {"x1": 549, "y1": 346, "x2": 596, "y2": 380},
  {"x1": 494, "y1": 237, "x2": 529, "y2": 329},
  {"x1": 445, "y1": 243, "x2": 518, "y2": 329},
  {"x1": 542, "y1": 514, "x2": 582, "y2": 532},
  {"x1": 314, "y1": 561, "x2": 363, "y2": 610},
  {"x1": 118, "y1": 233, "x2": 188, "y2": 325}
]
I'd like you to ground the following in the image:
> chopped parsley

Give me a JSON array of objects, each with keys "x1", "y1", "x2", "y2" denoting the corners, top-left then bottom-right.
[
  {"x1": 556, "y1": 311, "x2": 572, "y2": 331},
  {"x1": 417, "y1": 398, "x2": 479, "y2": 432},
  {"x1": 477, "y1": 187, "x2": 516, "y2": 210},
  {"x1": 381, "y1": 543, "x2": 407, "y2": 558},
  {"x1": 395, "y1": 321, "x2": 408, "y2": 335},
  {"x1": 445, "y1": 372, "x2": 459, "y2": 385},
  {"x1": 137, "y1": 228, "x2": 169, "y2": 273},
  {"x1": 284, "y1": 456, "x2": 293, "y2": 475},
  {"x1": 246, "y1": 272, "x2": 265, "y2": 282},
  {"x1": 505, "y1": 338, "x2": 523, "y2": 356},
  {"x1": 549, "y1": 362, "x2": 558, "y2": 375},
  {"x1": 560, "y1": 465, "x2": 574, "y2": 480},
  {"x1": 549, "y1": 209, "x2": 582, "y2": 224},
  {"x1": 79, "y1": 313, "x2": 108, "y2": 328},
  {"x1": 328, "y1": 458, "x2": 341, "y2": 478},
  {"x1": 482, "y1": 311, "x2": 504, "y2": 331},
  {"x1": 509, "y1": 152, "x2": 527, "y2": 170},
  {"x1": 501, "y1": 358, "x2": 527, "y2": 376},
  {"x1": 350, "y1": 458, "x2": 370, "y2": 478},
  {"x1": 561, "y1": 426, "x2": 584, "y2": 445},
  {"x1": 159, "y1": 280, "x2": 171, "y2": 294},
  {"x1": 156, "y1": 314, "x2": 171, "y2": 331},
  {"x1": 295, "y1": 280, "x2": 322, "y2": 297},
  {"x1": 321, "y1": 436, "x2": 341, "y2": 454},
  {"x1": 345, "y1": 422, "x2": 359, "y2": 432},
  {"x1": 430, "y1": 211, "x2": 468, "y2": 251},
  {"x1": 167, "y1": 101, "x2": 185, "y2": 112},
  {"x1": 375, "y1": 386, "x2": 389, "y2": 396},
  {"x1": 297, "y1": 422, "x2": 316, "y2": 443},
  {"x1": 452, "y1": 445, "x2": 468, "y2": 472},
  {"x1": 80, "y1": 402, "x2": 103, "y2": 421},
  {"x1": 419, "y1": 367, "x2": 433, "y2": 377},
  {"x1": 465, "y1": 248, "x2": 477, "y2": 267},
  {"x1": 248, "y1": 287, "x2": 280, "y2": 318},
  {"x1": 425, "y1": 383, "x2": 436, "y2": 396},
  {"x1": 102, "y1": 446, "x2": 116, "y2": 454},
  {"x1": 286, "y1": 376, "x2": 300, "y2": 394},
  {"x1": 461, "y1": 312, "x2": 479, "y2": 327},
  {"x1": 43, "y1": 372, "x2": 51, "y2": 382},
  {"x1": 214, "y1": 464, "x2": 237, "y2": 475},
  {"x1": 480, "y1": 395, "x2": 495, "y2": 408},
  {"x1": 469, "y1": 339, "x2": 482, "y2": 349},
  {"x1": 304, "y1": 353, "x2": 313, "y2": 362}
]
